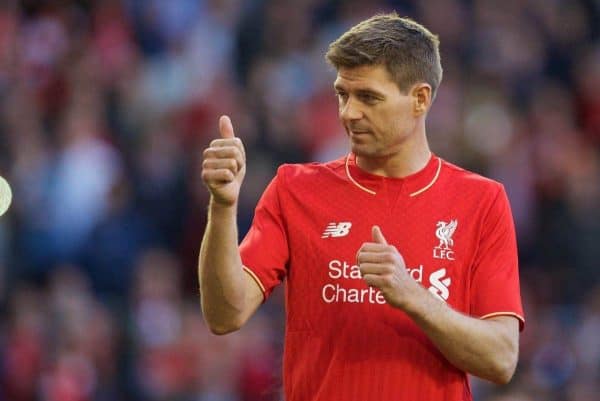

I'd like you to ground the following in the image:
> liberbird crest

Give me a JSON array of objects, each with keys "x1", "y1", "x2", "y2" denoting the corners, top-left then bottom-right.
[{"x1": 435, "y1": 220, "x2": 458, "y2": 249}]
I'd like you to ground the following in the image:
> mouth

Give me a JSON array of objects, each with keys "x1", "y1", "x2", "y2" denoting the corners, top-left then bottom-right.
[
  {"x1": 350, "y1": 130, "x2": 371, "y2": 135},
  {"x1": 348, "y1": 130, "x2": 372, "y2": 144}
]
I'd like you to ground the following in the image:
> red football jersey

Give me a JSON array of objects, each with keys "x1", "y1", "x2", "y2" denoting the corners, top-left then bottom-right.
[{"x1": 240, "y1": 153, "x2": 524, "y2": 401}]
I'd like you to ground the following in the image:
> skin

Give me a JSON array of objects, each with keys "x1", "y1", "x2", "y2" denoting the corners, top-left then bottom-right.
[
  {"x1": 199, "y1": 116, "x2": 263, "y2": 334},
  {"x1": 334, "y1": 64, "x2": 432, "y2": 177},
  {"x1": 199, "y1": 64, "x2": 520, "y2": 384}
]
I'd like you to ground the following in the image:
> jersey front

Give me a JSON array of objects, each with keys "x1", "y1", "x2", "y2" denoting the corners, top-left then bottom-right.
[{"x1": 240, "y1": 153, "x2": 524, "y2": 401}]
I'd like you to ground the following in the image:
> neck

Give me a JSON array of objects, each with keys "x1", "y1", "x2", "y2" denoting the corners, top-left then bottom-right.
[{"x1": 356, "y1": 132, "x2": 431, "y2": 178}]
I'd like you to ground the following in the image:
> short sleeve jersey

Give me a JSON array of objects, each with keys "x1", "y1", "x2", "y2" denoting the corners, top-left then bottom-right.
[{"x1": 240, "y1": 153, "x2": 524, "y2": 401}]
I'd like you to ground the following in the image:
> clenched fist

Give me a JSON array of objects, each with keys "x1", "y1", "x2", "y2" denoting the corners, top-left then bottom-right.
[
  {"x1": 202, "y1": 115, "x2": 246, "y2": 206},
  {"x1": 357, "y1": 226, "x2": 420, "y2": 310}
]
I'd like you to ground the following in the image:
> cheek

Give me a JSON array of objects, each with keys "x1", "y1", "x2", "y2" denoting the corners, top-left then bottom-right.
[
  {"x1": 381, "y1": 108, "x2": 406, "y2": 133},
  {"x1": 388, "y1": 102, "x2": 413, "y2": 132},
  {"x1": 377, "y1": 115, "x2": 411, "y2": 146}
]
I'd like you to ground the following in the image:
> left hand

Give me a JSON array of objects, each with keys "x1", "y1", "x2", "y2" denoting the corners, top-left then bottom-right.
[{"x1": 356, "y1": 226, "x2": 421, "y2": 309}]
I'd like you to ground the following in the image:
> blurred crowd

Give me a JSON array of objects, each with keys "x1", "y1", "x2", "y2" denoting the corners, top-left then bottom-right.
[{"x1": 0, "y1": 0, "x2": 598, "y2": 400}]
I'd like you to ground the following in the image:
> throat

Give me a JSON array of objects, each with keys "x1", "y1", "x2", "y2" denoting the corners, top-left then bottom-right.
[{"x1": 356, "y1": 150, "x2": 431, "y2": 178}]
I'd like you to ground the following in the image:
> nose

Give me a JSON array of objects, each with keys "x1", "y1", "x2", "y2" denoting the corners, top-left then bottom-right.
[{"x1": 339, "y1": 97, "x2": 363, "y2": 121}]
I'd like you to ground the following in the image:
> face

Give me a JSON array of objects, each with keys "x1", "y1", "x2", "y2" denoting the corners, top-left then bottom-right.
[{"x1": 334, "y1": 64, "x2": 424, "y2": 158}]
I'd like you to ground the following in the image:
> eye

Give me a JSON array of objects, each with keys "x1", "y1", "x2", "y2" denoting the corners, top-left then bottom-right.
[
  {"x1": 336, "y1": 91, "x2": 348, "y2": 100},
  {"x1": 359, "y1": 93, "x2": 378, "y2": 104}
]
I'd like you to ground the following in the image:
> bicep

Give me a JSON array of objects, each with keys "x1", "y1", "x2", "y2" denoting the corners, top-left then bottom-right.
[
  {"x1": 241, "y1": 268, "x2": 266, "y2": 323},
  {"x1": 481, "y1": 315, "x2": 520, "y2": 355}
]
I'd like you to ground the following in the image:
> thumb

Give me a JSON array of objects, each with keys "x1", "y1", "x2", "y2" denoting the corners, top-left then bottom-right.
[
  {"x1": 372, "y1": 225, "x2": 388, "y2": 245},
  {"x1": 218, "y1": 115, "x2": 235, "y2": 139}
]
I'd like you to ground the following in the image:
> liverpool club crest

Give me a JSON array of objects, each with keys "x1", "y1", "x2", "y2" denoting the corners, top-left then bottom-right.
[{"x1": 434, "y1": 219, "x2": 457, "y2": 260}]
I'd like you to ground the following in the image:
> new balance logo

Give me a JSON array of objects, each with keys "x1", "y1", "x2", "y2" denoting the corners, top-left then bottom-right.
[
  {"x1": 428, "y1": 268, "x2": 451, "y2": 301},
  {"x1": 321, "y1": 222, "x2": 352, "y2": 238}
]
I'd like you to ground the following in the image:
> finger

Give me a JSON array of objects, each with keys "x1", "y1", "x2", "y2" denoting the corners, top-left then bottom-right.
[
  {"x1": 372, "y1": 225, "x2": 388, "y2": 245},
  {"x1": 219, "y1": 115, "x2": 235, "y2": 139},
  {"x1": 203, "y1": 146, "x2": 244, "y2": 170},
  {"x1": 208, "y1": 138, "x2": 246, "y2": 160},
  {"x1": 358, "y1": 242, "x2": 390, "y2": 253},
  {"x1": 356, "y1": 251, "x2": 394, "y2": 264},
  {"x1": 363, "y1": 274, "x2": 385, "y2": 288},
  {"x1": 358, "y1": 263, "x2": 390, "y2": 275},
  {"x1": 202, "y1": 169, "x2": 235, "y2": 184},
  {"x1": 209, "y1": 138, "x2": 242, "y2": 148},
  {"x1": 356, "y1": 243, "x2": 386, "y2": 264},
  {"x1": 202, "y1": 158, "x2": 239, "y2": 173}
]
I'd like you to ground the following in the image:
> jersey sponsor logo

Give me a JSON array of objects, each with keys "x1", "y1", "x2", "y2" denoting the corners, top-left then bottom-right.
[
  {"x1": 321, "y1": 222, "x2": 352, "y2": 238},
  {"x1": 433, "y1": 219, "x2": 458, "y2": 260},
  {"x1": 428, "y1": 268, "x2": 451, "y2": 301},
  {"x1": 322, "y1": 260, "x2": 451, "y2": 304},
  {"x1": 322, "y1": 259, "x2": 386, "y2": 304}
]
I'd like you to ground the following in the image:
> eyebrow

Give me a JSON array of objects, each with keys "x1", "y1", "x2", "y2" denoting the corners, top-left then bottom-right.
[
  {"x1": 334, "y1": 84, "x2": 385, "y2": 99},
  {"x1": 356, "y1": 89, "x2": 384, "y2": 98}
]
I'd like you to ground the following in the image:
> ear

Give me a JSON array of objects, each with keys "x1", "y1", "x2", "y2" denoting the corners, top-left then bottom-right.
[{"x1": 411, "y1": 83, "x2": 432, "y2": 116}]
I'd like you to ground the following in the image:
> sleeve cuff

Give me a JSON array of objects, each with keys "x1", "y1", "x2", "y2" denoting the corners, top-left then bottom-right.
[
  {"x1": 480, "y1": 312, "x2": 525, "y2": 331},
  {"x1": 242, "y1": 265, "x2": 267, "y2": 303}
]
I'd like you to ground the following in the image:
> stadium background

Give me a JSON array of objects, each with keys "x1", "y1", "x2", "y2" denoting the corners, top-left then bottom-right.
[{"x1": 0, "y1": 0, "x2": 599, "y2": 400}]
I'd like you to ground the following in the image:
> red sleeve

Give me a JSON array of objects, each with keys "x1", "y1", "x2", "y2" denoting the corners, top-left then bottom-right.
[
  {"x1": 239, "y1": 170, "x2": 288, "y2": 300},
  {"x1": 470, "y1": 186, "x2": 525, "y2": 330}
]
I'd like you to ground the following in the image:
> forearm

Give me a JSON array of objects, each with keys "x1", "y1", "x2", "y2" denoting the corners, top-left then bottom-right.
[
  {"x1": 357, "y1": 227, "x2": 519, "y2": 383},
  {"x1": 199, "y1": 200, "x2": 247, "y2": 333},
  {"x1": 403, "y1": 286, "x2": 518, "y2": 384}
]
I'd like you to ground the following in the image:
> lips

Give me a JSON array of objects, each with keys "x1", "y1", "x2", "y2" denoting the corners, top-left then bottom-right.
[{"x1": 346, "y1": 125, "x2": 372, "y2": 137}]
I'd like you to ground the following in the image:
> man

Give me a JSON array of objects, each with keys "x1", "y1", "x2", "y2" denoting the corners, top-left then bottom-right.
[{"x1": 199, "y1": 12, "x2": 524, "y2": 401}]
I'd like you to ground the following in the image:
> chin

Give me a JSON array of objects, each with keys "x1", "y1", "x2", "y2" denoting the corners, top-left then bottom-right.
[
  {"x1": 351, "y1": 144, "x2": 392, "y2": 159},
  {"x1": 351, "y1": 145, "x2": 375, "y2": 157}
]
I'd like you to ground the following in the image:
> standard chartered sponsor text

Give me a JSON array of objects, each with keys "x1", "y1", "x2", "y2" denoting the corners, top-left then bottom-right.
[{"x1": 322, "y1": 259, "x2": 424, "y2": 304}]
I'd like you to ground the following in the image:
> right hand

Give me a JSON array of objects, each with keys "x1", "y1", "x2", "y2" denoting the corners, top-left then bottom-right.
[{"x1": 201, "y1": 115, "x2": 246, "y2": 206}]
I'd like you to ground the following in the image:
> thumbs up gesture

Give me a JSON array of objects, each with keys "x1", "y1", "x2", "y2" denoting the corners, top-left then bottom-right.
[
  {"x1": 201, "y1": 115, "x2": 246, "y2": 206},
  {"x1": 357, "y1": 226, "x2": 418, "y2": 310}
]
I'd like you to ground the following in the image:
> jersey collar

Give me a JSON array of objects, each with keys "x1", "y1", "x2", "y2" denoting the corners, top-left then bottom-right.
[{"x1": 344, "y1": 152, "x2": 442, "y2": 197}]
